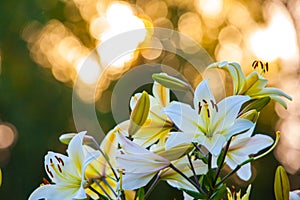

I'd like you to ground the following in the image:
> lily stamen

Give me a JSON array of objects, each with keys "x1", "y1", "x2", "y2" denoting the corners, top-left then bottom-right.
[
  {"x1": 42, "y1": 177, "x2": 50, "y2": 185},
  {"x1": 205, "y1": 104, "x2": 210, "y2": 118},
  {"x1": 55, "y1": 156, "x2": 64, "y2": 166},
  {"x1": 198, "y1": 102, "x2": 202, "y2": 114},
  {"x1": 57, "y1": 164, "x2": 62, "y2": 173},
  {"x1": 46, "y1": 165, "x2": 53, "y2": 178}
]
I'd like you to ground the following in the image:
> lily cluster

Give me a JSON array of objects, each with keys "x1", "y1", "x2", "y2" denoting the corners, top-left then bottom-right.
[{"x1": 29, "y1": 61, "x2": 291, "y2": 199}]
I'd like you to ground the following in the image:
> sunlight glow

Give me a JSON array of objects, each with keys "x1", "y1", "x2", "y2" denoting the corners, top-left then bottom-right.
[
  {"x1": 249, "y1": 9, "x2": 298, "y2": 61},
  {"x1": 96, "y1": 2, "x2": 148, "y2": 68},
  {"x1": 195, "y1": 0, "x2": 223, "y2": 18}
]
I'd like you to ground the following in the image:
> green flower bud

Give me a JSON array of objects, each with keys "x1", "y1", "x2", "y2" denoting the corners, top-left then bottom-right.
[
  {"x1": 239, "y1": 109, "x2": 259, "y2": 123},
  {"x1": 274, "y1": 165, "x2": 290, "y2": 200},
  {"x1": 128, "y1": 91, "x2": 150, "y2": 136},
  {"x1": 152, "y1": 73, "x2": 191, "y2": 91},
  {"x1": 59, "y1": 132, "x2": 94, "y2": 145}
]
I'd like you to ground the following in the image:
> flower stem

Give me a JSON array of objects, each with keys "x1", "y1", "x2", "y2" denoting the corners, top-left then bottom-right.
[
  {"x1": 92, "y1": 178, "x2": 113, "y2": 200},
  {"x1": 187, "y1": 154, "x2": 198, "y2": 183},
  {"x1": 169, "y1": 163, "x2": 208, "y2": 196},
  {"x1": 88, "y1": 185, "x2": 103, "y2": 199},
  {"x1": 208, "y1": 153, "x2": 212, "y2": 170},
  {"x1": 91, "y1": 138, "x2": 119, "y2": 181},
  {"x1": 145, "y1": 172, "x2": 160, "y2": 199},
  {"x1": 101, "y1": 177, "x2": 118, "y2": 198},
  {"x1": 213, "y1": 137, "x2": 232, "y2": 186},
  {"x1": 215, "y1": 158, "x2": 254, "y2": 188}
]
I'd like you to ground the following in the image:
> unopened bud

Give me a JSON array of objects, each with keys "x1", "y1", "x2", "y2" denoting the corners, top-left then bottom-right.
[
  {"x1": 152, "y1": 73, "x2": 190, "y2": 91},
  {"x1": 128, "y1": 91, "x2": 150, "y2": 136},
  {"x1": 274, "y1": 165, "x2": 290, "y2": 200},
  {"x1": 59, "y1": 133, "x2": 94, "y2": 145},
  {"x1": 239, "y1": 109, "x2": 259, "y2": 123}
]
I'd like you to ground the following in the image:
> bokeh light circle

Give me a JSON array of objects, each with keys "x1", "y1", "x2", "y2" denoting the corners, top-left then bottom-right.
[{"x1": 0, "y1": 123, "x2": 17, "y2": 150}]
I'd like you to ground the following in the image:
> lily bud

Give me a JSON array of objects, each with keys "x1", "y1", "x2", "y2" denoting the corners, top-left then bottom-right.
[
  {"x1": 128, "y1": 91, "x2": 150, "y2": 136},
  {"x1": 152, "y1": 73, "x2": 190, "y2": 91},
  {"x1": 59, "y1": 132, "x2": 94, "y2": 145},
  {"x1": 274, "y1": 165, "x2": 290, "y2": 200},
  {"x1": 239, "y1": 72, "x2": 260, "y2": 94},
  {"x1": 239, "y1": 109, "x2": 259, "y2": 123},
  {"x1": 155, "y1": 143, "x2": 194, "y2": 161}
]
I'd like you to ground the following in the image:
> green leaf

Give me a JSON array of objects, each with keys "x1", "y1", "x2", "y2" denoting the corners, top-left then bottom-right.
[
  {"x1": 136, "y1": 188, "x2": 145, "y2": 200},
  {"x1": 152, "y1": 73, "x2": 191, "y2": 91},
  {"x1": 216, "y1": 150, "x2": 225, "y2": 169},
  {"x1": 274, "y1": 165, "x2": 290, "y2": 200},
  {"x1": 181, "y1": 188, "x2": 208, "y2": 199},
  {"x1": 128, "y1": 91, "x2": 150, "y2": 136},
  {"x1": 202, "y1": 169, "x2": 217, "y2": 191},
  {"x1": 209, "y1": 183, "x2": 227, "y2": 200}
]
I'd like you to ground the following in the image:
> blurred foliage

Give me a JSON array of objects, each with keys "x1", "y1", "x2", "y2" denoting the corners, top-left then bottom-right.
[{"x1": 0, "y1": 0, "x2": 298, "y2": 199}]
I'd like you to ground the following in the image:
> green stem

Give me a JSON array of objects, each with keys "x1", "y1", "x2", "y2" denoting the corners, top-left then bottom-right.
[
  {"x1": 92, "y1": 178, "x2": 113, "y2": 200},
  {"x1": 208, "y1": 153, "x2": 212, "y2": 171},
  {"x1": 92, "y1": 138, "x2": 119, "y2": 181},
  {"x1": 213, "y1": 137, "x2": 232, "y2": 186},
  {"x1": 101, "y1": 177, "x2": 117, "y2": 198},
  {"x1": 215, "y1": 158, "x2": 254, "y2": 188},
  {"x1": 187, "y1": 154, "x2": 198, "y2": 183},
  {"x1": 88, "y1": 185, "x2": 104, "y2": 199},
  {"x1": 169, "y1": 164, "x2": 208, "y2": 196},
  {"x1": 144, "y1": 172, "x2": 160, "y2": 199}
]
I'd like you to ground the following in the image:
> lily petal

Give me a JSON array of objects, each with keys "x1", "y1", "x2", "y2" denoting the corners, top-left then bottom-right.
[
  {"x1": 197, "y1": 134, "x2": 227, "y2": 156},
  {"x1": 121, "y1": 172, "x2": 156, "y2": 190},
  {"x1": 212, "y1": 95, "x2": 250, "y2": 133},
  {"x1": 193, "y1": 79, "x2": 216, "y2": 111},
  {"x1": 153, "y1": 81, "x2": 170, "y2": 107},
  {"x1": 226, "y1": 154, "x2": 251, "y2": 181},
  {"x1": 28, "y1": 184, "x2": 78, "y2": 200},
  {"x1": 230, "y1": 134, "x2": 273, "y2": 155},
  {"x1": 116, "y1": 131, "x2": 170, "y2": 173},
  {"x1": 164, "y1": 102, "x2": 204, "y2": 133},
  {"x1": 236, "y1": 163, "x2": 252, "y2": 181},
  {"x1": 222, "y1": 118, "x2": 253, "y2": 139},
  {"x1": 67, "y1": 131, "x2": 87, "y2": 175},
  {"x1": 165, "y1": 132, "x2": 195, "y2": 150}
]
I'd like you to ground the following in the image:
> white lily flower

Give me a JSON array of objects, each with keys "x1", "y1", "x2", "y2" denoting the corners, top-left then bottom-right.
[
  {"x1": 208, "y1": 61, "x2": 292, "y2": 108},
  {"x1": 116, "y1": 130, "x2": 170, "y2": 190},
  {"x1": 84, "y1": 129, "x2": 120, "y2": 199},
  {"x1": 29, "y1": 131, "x2": 100, "y2": 200},
  {"x1": 164, "y1": 79, "x2": 253, "y2": 156},
  {"x1": 225, "y1": 125, "x2": 273, "y2": 181},
  {"x1": 290, "y1": 190, "x2": 300, "y2": 200}
]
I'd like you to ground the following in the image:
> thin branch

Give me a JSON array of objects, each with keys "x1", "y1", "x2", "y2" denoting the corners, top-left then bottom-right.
[{"x1": 169, "y1": 163, "x2": 208, "y2": 196}]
